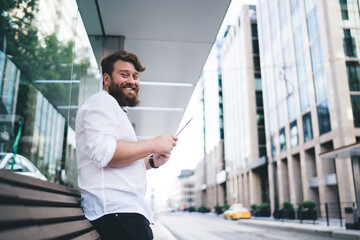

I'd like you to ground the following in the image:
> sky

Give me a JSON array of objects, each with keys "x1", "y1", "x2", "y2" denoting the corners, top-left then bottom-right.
[{"x1": 146, "y1": 0, "x2": 257, "y2": 210}]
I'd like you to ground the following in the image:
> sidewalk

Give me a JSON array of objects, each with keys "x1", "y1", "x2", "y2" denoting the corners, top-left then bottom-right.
[
  {"x1": 151, "y1": 219, "x2": 177, "y2": 240},
  {"x1": 238, "y1": 217, "x2": 360, "y2": 240}
]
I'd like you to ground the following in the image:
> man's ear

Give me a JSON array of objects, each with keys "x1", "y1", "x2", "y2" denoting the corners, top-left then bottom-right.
[{"x1": 103, "y1": 73, "x2": 111, "y2": 86}]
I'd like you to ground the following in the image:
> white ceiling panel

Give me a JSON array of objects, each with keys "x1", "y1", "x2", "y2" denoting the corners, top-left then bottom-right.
[{"x1": 78, "y1": 0, "x2": 231, "y2": 139}]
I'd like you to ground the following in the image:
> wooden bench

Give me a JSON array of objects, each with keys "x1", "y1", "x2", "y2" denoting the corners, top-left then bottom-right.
[{"x1": 0, "y1": 170, "x2": 100, "y2": 240}]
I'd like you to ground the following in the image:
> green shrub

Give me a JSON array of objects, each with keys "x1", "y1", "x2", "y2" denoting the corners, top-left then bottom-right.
[
  {"x1": 188, "y1": 206, "x2": 196, "y2": 212},
  {"x1": 257, "y1": 202, "x2": 270, "y2": 211},
  {"x1": 198, "y1": 206, "x2": 210, "y2": 213},
  {"x1": 223, "y1": 204, "x2": 230, "y2": 210},
  {"x1": 301, "y1": 200, "x2": 316, "y2": 210},
  {"x1": 281, "y1": 201, "x2": 294, "y2": 210},
  {"x1": 251, "y1": 204, "x2": 257, "y2": 210}
]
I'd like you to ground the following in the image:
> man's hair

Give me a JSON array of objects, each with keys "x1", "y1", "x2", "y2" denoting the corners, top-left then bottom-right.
[{"x1": 101, "y1": 50, "x2": 146, "y2": 77}]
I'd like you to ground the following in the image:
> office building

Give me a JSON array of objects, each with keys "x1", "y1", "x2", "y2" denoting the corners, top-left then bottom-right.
[
  {"x1": 220, "y1": 5, "x2": 268, "y2": 208},
  {"x1": 257, "y1": 0, "x2": 359, "y2": 217}
]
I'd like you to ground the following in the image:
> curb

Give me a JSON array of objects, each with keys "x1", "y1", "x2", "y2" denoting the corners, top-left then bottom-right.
[
  {"x1": 238, "y1": 219, "x2": 360, "y2": 240},
  {"x1": 152, "y1": 220, "x2": 178, "y2": 240}
]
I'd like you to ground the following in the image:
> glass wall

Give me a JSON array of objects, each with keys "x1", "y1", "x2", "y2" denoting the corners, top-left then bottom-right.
[
  {"x1": 339, "y1": 0, "x2": 360, "y2": 128},
  {"x1": 0, "y1": 0, "x2": 100, "y2": 187}
]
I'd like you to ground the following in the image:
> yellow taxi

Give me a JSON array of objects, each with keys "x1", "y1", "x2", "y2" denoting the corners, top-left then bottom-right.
[{"x1": 224, "y1": 204, "x2": 251, "y2": 220}]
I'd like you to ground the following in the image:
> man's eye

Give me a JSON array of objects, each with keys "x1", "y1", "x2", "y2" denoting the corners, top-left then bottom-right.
[
  {"x1": 121, "y1": 73, "x2": 129, "y2": 78},
  {"x1": 133, "y1": 75, "x2": 139, "y2": 80}
]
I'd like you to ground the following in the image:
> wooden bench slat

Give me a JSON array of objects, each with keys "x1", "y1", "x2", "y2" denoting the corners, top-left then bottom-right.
[
  {"x1": 0, "y1": 170, "x2": 80, "y2": 197},
  {"x1": 0, "y1": 183, "x2": 80, "y2": 207},
  {"x1": 40, "y1": 219, "x2": 95, "y2": 239},
  {"x1": 0, "y1": 170, "x2": 100, "y2": 239},
  {"x1": 0, "y1": 220, "x2": 94, "y2": 240},
  {"x1": 70, "y1": 229, "x2": 100, "y2": 240},
  {"x1": 0, "y1": 206, "x2": 85, "y2": 226}
]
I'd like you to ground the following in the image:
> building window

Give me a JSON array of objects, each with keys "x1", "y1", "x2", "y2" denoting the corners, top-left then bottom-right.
[
  {"x1": 344, "y1": 29, "x2": 356, "y2": 57},
  {"x1": 279, "y1": 128, "x2": 286, "y2": 152},
  {"x1": 253, "y1": 56, "x2": 261, "y2": 71},
  {"x1": 257, "y1": 108, "x2": 265, "y2": 125},
  {"x1": 253, "y1": 39, "x2": 259, "y2": 54},
  {"x1": 339, "y1": 0, "x2": 349, "y2": 20},
  {"x1": 271, "y1": 135, "x2": 276, "y2": 157},
  {"x1": 302, "y1": 112, "x2": 313, "y2": 142},
  {"x1": 287, "y1": 93, "x2": 297, "y2": 121},
  {"x1": 255, "y1": 73, "x2": 262, "y2": 90},
  {"x1": 317, "y1": 101, "x2": 331, "y2": 135},
  {"x1": 256, "y1": 91, "x2": 264, "y2": 107},
  {"x1": 258, "y1": 128, "x2": 266, "y2": 145},
  {"x1": 259, "y1": 146, "x2": 266, "y2": 157},
  {"x1": 251, "y1": 23, "x2": 258, "y2": 37},
  {"x1": 290, "y1": 121, "x2": 299, "y2": 147},
  {"x1": 346, "y1": 61, "x2": 360, "y2": 91},
  {"x1": 351, "y1": 95, "x2": 360, "y2": 127},
  {"x1": 314, "y1": 68, "x2": 327, "y2": 103}
]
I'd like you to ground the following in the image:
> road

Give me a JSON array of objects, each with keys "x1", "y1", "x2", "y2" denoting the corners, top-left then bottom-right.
[{"x1": 156, "y1": 211, "x2": 340, "y2": 240}]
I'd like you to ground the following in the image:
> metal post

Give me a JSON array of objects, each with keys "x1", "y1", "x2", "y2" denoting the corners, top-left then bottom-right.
[
  {"x1": 333, "y1": 159, "x2": 343, "y2": 227},
  {"x1": 325, "y1": 203, "x2": 329, "y2": 226},
  {"x1": 202, "y1": 77, "x2": 207, "y2": 208}
]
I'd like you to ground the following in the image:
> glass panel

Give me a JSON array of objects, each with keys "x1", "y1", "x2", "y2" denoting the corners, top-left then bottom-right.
[
  {"x1": 310, "y1": 38, "x2": 323, "y2": 72},
  {"x1": 253, "y1": 56, "x2": 261, "y2": 71},
  {"x1": 314, "y1": 68, "x2": 327, "y2": 102},
  {"x1": 271, "y1": 135, "x2": 277, "y2": 157},
  {"x1": 256, "y1": 91, "x2": 264, "y2": 107},
  {"x1": 0, "y1": 1, "x2": 100, "y2": 185},
  {"x1": 339, "y1": 0, "x2": 349, "y2": 20},
  {"x1": 302, "y1": 112, "x2": 313, "y2": 142},
  {"x1": 258, "y1": 128, "x2": 266, "y2": 145},
  {"x1": 346, "y1": 61, "x2": 360, "y2": 91},
  {"x1": 287, "y1": 93, "x2": 297, "y2": 121},
  {"x1": 279, "y1": 128, "x2": 286, "y2": 152},
  {"x1": 317, "y1": 101, "x2": 332, "y2": 135},
  {"x1": 278, "y1": 101, "x2": 286, "y2": 128},
  {"x1": 257, "y1": 108, "x2": 265, "y2": 125},
  {"x1": 343, "y1": 29, "x2": 357, "y2": 57},
  {"x1": 351, "y1": 95, "x2": 360, "y2": 127},
  {"x1": 255, "y1": 73, "x2": 262, "y2": 90},
  {"x1": 290, "y1": 121, "x2": 299, "y2": 147}
]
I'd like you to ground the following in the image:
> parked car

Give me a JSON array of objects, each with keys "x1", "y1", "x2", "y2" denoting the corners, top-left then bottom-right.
[
  {"x1": 224, "y1": 203, "x2": 251, "y2": 220},
  {"x1": 0, "y1": 153, "x2": 47, "y2": 181}
]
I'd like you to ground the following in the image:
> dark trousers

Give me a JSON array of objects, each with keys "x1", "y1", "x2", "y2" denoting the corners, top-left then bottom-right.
[{"x1": 91, "y1": 213, "x2": 153, "y2": 240}]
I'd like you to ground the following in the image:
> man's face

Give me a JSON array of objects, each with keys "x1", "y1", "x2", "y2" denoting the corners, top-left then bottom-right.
[{"x1": 105, "y1": 60, "x2": 140, "y2": 107}]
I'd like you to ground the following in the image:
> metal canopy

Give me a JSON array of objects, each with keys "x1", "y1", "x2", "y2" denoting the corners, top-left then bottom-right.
[
  {"x1": 77, "y1": 0, "x2": 231, "y2": 138},
  {"x1": 319, "y1": 143, "x2": 360, "y2": 159}
]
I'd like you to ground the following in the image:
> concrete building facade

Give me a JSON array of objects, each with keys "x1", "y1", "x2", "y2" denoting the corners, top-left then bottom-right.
[
  {"x1": 257, "y1": 0, "x2": 359, "y2": 217},
  {"x1": 220, "y1": 5, "x2": 268, "y2": 209}
]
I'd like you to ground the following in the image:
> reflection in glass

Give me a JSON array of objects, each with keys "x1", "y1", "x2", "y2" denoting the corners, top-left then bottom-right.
[
  {"x1": 343, "y1": 29, "x2": 357, "y2": 57},
  {"x1": 317, "y1": 101, "x2": 331, "y2": 135},
  {"x1": 314, "y1": 69, "x2": 327, "y2": 103},
  {"x1": 290, "y1": 121, "x2": 299, "y2": 147},
  {"x1": 302, "y1": 112, "x2": 313, "y2": 142},
  {"x1": 279, "y1": 128, "x2": 286, "y2": 152},
  {"x1": 0, "y1": 0, "x2": 100, "y2": 185},
  {"x1": 346, "y1": 61, "x2": 360, "y2": 91},
  {"x1": 351, "y1": 95, "x2": 360, "y2": 127}
]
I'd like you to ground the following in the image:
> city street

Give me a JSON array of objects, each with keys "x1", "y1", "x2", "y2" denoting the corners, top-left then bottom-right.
[{"x1": 155, "y1": 212, "x2": 343, "y2": 240}]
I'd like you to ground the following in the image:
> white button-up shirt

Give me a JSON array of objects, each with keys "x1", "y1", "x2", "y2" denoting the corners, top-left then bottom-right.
[{"x1": 76, "y1": 90, "x2": 153, "y2": 222}]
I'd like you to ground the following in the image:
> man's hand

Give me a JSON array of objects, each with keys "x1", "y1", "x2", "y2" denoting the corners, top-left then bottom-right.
[{"x1": 151, "y1": 135, "x2": 178, "y2": 155}]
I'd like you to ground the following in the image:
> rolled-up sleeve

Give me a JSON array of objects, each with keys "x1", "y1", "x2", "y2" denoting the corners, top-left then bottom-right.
[{"x1": 82, "y1": 98, "x2": 119, "y2": 168}]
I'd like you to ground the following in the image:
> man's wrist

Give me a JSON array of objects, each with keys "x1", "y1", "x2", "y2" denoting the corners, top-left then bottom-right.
[{"x1": 149, "y1": 155, "x2": 158, "y2": 169}]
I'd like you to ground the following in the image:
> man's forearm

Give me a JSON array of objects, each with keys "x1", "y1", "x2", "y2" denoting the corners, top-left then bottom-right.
[{"x1": 107, "y1": 140, "x2": 154, "y2": 167}]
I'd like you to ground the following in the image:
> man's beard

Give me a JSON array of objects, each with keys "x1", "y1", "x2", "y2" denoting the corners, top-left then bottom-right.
[{"x1": 108, "y1": 80, "x2": 140, "y2": 107}]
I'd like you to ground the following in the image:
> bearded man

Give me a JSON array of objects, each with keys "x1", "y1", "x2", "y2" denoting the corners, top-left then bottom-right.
[{"x1": 75, "y1": 50, "x2": 178, "y2": 240}]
